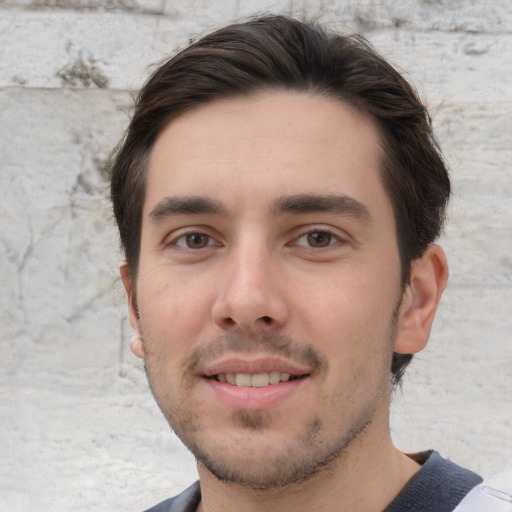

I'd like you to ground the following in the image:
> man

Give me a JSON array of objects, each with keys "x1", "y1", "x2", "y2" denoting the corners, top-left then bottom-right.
[{"x1": 110, "y1": 15, "x2": 511, "y2": 512}]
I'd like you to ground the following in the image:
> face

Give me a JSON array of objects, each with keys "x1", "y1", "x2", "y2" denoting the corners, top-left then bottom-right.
[{"x1": 125, "y1": 91, "x2": 410, "y2": 488}]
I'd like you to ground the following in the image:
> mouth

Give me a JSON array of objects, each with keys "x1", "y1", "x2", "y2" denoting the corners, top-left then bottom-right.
[
  {"x1": 202, "y1": 360, "x2": 311, "y2": 410},
  {"x1": 212, "y1": 371, "x2": 306, "y2": 388},
  {"x1": 199, "y1": 353, "x2": 317, "y2": 410}
]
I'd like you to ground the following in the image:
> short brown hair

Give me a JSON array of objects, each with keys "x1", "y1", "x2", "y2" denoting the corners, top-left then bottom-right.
[{"x1": 110, "y1": 15, "x2": 450, "y2": 385}]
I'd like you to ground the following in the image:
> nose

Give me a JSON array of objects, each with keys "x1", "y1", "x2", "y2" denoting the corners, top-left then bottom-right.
[{"x1": 211, "y1": 243, "x2": 290, "y2": 336}]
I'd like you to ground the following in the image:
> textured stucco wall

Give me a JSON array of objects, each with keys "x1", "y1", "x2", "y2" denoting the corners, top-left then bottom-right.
[{"x1": 0, "y1": 1, "x2": 511, "y2": 511}]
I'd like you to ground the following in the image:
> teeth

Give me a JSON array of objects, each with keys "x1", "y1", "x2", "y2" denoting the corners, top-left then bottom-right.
[
  {"x1": 251, "y1": 373, "x2": 269, "y2": 387},
  {"x1": 269, "y1": 371, "x2": 281, "y2": 384},
  {"x1": 215, "y1": 372, "x2": 294, "y2": 387},
  {"x1": 235, "y1": 373, "x2": 251, "y2": 387}
]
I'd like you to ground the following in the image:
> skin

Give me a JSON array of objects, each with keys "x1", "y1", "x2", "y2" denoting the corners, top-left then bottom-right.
[{"x1": 121, "y1": 91, "x2": 448, "y2": 512}]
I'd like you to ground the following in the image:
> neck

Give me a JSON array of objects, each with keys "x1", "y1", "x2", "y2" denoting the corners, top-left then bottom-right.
[{"x1": 196, "y1": 412, "x2": 420, "y2": 512}]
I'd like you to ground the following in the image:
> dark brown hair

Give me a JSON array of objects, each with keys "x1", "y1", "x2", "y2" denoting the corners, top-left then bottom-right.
[{"x1": 110, "y1": 15, "x2": 450, "y2": 385}]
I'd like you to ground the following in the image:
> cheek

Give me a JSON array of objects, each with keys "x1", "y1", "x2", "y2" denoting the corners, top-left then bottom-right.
[
  {"x1": 137, "y1": 270, "x2": 213, "y2": 346},
  {"x1": 293, "y1": 269, "x2": 385, "y2": 327},
  {"x1": 293, "y1": 271, "x2": 399, "y2": 358}
]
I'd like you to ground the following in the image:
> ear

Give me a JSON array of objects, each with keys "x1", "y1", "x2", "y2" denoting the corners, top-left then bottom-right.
[
  {"x1": 394, "y1": 244, "x2": 448, "y2": 354},
  {"x1": 120, "y1": 262, "x2": 145, "y2": 359}
]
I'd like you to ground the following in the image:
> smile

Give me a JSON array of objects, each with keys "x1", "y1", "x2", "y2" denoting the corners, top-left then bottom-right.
[
  {"x1": 214, "y1": 372, "x2": 298, "y2": 387},
  {"x1": 205, "y1": 371, "x2": 309, "y2": 410}
]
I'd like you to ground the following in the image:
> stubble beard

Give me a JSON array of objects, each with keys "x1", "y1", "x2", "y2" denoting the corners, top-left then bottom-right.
[
  {"x1": 189, "y1": 406, "x2": 378, "y2": 489},
  {"x1": 142, "y1": 307, "x2": 400, "y2": 490}
]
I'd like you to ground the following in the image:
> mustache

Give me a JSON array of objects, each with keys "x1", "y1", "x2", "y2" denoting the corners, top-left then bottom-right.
[{"x1": 183, "y1": 332, "x2": 328, "y2": 375}]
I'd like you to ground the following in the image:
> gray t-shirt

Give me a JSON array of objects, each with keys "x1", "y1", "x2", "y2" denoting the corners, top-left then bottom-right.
[{"x1": 142, "y1": 451, "x2": 483, "y2": 512}]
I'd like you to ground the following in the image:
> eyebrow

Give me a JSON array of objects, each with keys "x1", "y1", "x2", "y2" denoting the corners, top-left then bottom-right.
[
  {"x1": 149, "y1": 193, "x2": 371, "y2": 223},
  {"x1": 270, "y1": 193, "x2": 372, "y2": 222},
  {"x1": 149, "y1": 196, "x2": 226, "y2": 220}
]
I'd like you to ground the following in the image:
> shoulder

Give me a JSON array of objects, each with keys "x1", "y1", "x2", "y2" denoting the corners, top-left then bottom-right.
[
  {"x1": 453, "y1": 483, "x2": 512, "y2": 512},
  {"x1": 386, "y1": 451, "x2": 481, "y2": 511},
  {"x1": 387, "y1": 451, "x2": 512, "y2": 512},
  {"x1": 142, "y1": 482, "x2": 201, "y2": 512}
]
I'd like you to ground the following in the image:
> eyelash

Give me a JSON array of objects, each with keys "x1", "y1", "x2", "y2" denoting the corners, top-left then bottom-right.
[
  {"x1": 291, "y1": 227, "x2": 345, "y2": 249},
  {"x1": 167, "y1": 226, "x2": 345, "y2": 251},
  {"x1": 171, "y1": 231, "x2": 219, "y2": 249}
]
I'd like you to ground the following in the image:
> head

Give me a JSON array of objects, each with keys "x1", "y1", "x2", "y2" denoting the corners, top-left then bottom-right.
[
  {"x1": 111, "y1": 15, "x2": 451, "y2": 488},
  {"x1": 111, "y1": 15, "x2": 450, "y2": 388}
]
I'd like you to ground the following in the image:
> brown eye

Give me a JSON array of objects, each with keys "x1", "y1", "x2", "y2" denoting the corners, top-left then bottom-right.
[
  {"x1": 184, "y1": 233, "x2": 210, "y2": 249},
  {"x1": 306, "y1": 231, "x2": 333, "y2": 247}
]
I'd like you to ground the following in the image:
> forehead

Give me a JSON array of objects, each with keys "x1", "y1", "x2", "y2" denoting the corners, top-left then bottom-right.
[{"x1": 145, "y1": 91, "x2": 389, "y2": 218}]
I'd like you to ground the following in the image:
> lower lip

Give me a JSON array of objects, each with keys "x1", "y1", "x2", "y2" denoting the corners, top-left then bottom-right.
[{"x1": 203, "y1": 377, "x2": 308, "y2": 410}]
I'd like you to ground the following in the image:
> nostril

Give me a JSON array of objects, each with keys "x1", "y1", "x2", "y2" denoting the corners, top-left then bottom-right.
[{"x1": 216, "y1": 314, "x2": 277, "y2": 330}]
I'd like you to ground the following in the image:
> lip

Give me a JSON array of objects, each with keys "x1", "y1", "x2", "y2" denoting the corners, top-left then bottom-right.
[
  {"x1": 202, "y1": 375, "x2": 309, "y2": 410},
  {"x1": 201, "y1": 356, "x2": 311, "y2": 377},
  {"x1": 199, "y1": 355, "x2": 311, "y2": 410}
]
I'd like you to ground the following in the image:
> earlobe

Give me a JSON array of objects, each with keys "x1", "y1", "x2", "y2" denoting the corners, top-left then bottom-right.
[
  {"x1": 130, "y1": 333, "x2": 145, "y2": 359},
  {"x1": 120, "y1": 262, "x2": 145, "y2": 359},
  {"x1": 394, "y1": 244, "x2": 449, "y2": 355}
]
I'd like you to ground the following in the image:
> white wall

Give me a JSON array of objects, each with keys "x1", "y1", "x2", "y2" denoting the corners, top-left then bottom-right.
[{"x1": 0, "y1": 1, "x2": 511, "y2": 510}]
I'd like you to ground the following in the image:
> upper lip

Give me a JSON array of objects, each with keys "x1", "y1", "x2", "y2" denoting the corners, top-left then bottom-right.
[{"x1": 200, "y1": 356, "x2": 311, "y2": 378}]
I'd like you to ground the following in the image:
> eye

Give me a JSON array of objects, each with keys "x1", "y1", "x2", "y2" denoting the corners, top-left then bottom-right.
[
  {"x1": 293, "y1": 229, "x2": 341, "y2": 249},
  {"x1": 306, "y1": 231, "x2": 333, "y2": 247},
  {"x1": 175, "y1": 232, "x2": 214, "y2": 249},
  {"x1": 295, "y1": 230, "x2": 339, "y2": 248}
]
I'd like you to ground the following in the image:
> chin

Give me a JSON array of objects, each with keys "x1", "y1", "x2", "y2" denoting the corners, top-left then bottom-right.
[
  {"x1": 186, "y1": 414, "x2": 363, "y2": 490},
  {"x1": 196, "y1": 445, "x2": 330, "y2": 489}
]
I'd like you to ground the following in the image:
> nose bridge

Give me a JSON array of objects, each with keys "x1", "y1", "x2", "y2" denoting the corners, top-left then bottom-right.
[
  {"x1": 232, "y1": 235, "x2": 270, "y2": 290},
  {"x1": 212, "y1": 230, "x2": 288, "y2": 332}
]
